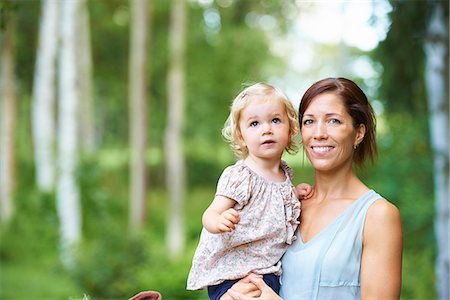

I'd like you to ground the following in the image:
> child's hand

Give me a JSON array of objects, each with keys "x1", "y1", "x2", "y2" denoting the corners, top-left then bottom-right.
[
  {"x1": 216, "y1": 208, "x2": 240, "y2": 233},
  {"x1": 297, "y1": 183, "x2": 314, "y2": 200}
]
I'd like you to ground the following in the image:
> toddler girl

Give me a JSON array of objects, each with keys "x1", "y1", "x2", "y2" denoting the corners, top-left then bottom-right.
[{"x1": 187, "y1": 83, "x2": 312, "y2": 300}]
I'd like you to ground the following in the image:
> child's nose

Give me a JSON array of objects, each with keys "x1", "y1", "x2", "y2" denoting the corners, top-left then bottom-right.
[{"x1": 262, "y1": 122, "x2": 273, "y2": 134}]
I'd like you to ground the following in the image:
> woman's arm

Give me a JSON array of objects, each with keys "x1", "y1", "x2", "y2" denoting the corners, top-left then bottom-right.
[
  {"x1": 361, "y1": 199, "x2": 403, "y2": 300},
  {"x1": 202, "y1": 195, "x2": 240, "y2": 233}
]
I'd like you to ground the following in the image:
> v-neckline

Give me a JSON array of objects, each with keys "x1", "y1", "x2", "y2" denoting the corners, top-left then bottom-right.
[{"x1": 298, "y1": 189, "x2": 373, "y2": 245}]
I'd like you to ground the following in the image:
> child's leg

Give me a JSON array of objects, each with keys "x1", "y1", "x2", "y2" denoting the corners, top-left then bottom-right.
[
  {"x1": 207, "y1": 279, "x2": 239, "y2": 300},
  {"x1": 262, "y1": 273, "x2": 281, "y2": 294}
]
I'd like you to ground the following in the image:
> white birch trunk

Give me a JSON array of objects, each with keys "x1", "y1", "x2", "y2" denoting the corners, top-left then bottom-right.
[
  {"x1": 57, "y1": 0, "x2": 82, "y2": 267},
  {"x1": 424, "y1": 4, "x2": 449, "y2": 300},
  {"x1": 31, "y1": 0, "x2": 59, "y2": 192},
  {"x1": 0, "y1": 9, "x2": 16, "y2": 223},
  {"x1": 129, "y1": 0, "x2": 149, "y2": 231},
  {"x1": 165, "y1": 0, "x2": 186, "y2": 258},
  {"x1": 77, "y1": 0, "x2": 95, "y2": 154}
]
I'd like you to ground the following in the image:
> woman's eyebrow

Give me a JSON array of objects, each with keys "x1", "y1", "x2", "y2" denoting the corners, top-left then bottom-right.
[{"x1": 302, "y1": 113, "x2": 342, "y2": 117}]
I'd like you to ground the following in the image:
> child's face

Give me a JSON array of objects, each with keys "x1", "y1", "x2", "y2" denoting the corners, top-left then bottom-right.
[{"x1": 238, "y1": 98, "x2": 290, "y2": 161}]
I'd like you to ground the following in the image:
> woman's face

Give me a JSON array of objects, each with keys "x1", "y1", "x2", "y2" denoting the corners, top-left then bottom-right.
[{"x1": 301, "y1": 92, "x2": 365, "y2": 173}]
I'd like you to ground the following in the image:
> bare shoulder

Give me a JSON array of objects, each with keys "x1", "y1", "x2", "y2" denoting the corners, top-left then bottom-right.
[
  {"x1": 364, "y1": 198, "x2": 403, "y2": 243},
  {"x1": 367, "y1": 198, "x2": 401, "y2": 223}
]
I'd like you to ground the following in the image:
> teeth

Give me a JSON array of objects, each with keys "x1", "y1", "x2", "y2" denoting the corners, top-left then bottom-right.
[{"x1": 312, "y1": 146, "x2": 332, "y2": 153}]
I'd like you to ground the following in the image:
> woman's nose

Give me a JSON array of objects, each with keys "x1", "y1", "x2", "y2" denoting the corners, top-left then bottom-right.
[{"x1": 314, "y1": 122, "x2": 327, "y2": 139}]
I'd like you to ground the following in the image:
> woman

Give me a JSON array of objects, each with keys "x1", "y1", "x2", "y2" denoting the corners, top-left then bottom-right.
[{"x1": 224, "y1": 77, "x2": 403, "y2": 300}]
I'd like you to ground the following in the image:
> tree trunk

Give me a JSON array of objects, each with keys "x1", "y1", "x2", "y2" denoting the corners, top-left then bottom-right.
[
  {"x1": 424, "y1": 3, "x2": 449, "y2": 300},
  {"x1": 57, "y1": 0, "x2": 82, "y2": 267},
  {"x1": 0, "y1": 4, "x2": 16, "y2": 224},
  {"x1": 31, "y1": 0, "x2": 59, "y2": 192},
  {"x1": 78, "y1": 0, "x2": 95, "y2": 154},
  {"x1": 165, "y1": 0, "x2": 186, "y2": 258},
  {"x1": 129, "y1": 0, "x2": 150, "y2": 231}
]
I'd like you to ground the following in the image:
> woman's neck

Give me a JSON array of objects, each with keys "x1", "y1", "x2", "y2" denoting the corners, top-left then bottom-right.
[{"x1": 313, "y1": 165, "x2": 367, "y2": 201}]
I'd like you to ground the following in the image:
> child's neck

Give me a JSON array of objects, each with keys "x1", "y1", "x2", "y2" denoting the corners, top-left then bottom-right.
[{"x1": 244, "y1": 156, "x2": 285, "y2": 182}]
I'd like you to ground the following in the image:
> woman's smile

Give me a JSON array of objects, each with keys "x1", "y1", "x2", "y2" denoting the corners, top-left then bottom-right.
[{"x1": 311, "y1": 146, "x2": 334, "y2": 154}]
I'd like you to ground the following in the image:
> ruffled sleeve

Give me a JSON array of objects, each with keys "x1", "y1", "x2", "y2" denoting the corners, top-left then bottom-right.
[
  {"x1": 278, "y1": 183, "x2": 300, "y2": 244},
  {"x1": 216, "y1": 161, "x2": 252, "y2": 208},
  {"x1": 280, "y1": 160, "x2": 294, "y2": 181},
  {"x1": 279, "y1": 160, "x2": 301, "y2": 245}
]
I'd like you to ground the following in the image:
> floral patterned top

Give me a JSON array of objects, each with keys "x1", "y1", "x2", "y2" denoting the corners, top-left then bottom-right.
[{"x1": 187, "y1": 160, "x2": 301, "y2": 290}]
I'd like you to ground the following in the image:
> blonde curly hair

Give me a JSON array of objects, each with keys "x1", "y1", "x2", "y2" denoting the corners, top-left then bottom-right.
[{"x1": 222, "y1": 82, "x2": 299, "y2": 159}]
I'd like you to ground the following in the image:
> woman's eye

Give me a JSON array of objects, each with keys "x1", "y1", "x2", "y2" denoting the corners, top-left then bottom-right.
[
  {"x1": 303, "y1": 119, "x2": 313, "y2": 126},
  {"x1": 272, "y1": 118, "x2": 281, "y2": 124},
  {"x1": 329, "y1": 118, "x2": 341, "y2": 124},
  {"x1": 250, "y1": 121, "x2": 259, "y2": 127}
]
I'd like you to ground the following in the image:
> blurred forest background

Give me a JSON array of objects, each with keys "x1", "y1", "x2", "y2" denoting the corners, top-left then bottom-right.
[{"x1": 0, "y1": 0, "x2": 448, "y2": 299}]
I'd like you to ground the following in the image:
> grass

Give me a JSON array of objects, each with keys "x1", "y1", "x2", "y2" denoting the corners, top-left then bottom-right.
[{"x1": 0, "y1": 256, "x2": 84, "y2": 299}]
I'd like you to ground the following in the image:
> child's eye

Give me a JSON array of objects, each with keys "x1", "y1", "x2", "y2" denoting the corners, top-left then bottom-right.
[
  {"x1": 272, "y1": 118, "x2": 281, "y2": 124},
  {"x1": 250, "y1": 121, "x2": 259, "y2": 127}
]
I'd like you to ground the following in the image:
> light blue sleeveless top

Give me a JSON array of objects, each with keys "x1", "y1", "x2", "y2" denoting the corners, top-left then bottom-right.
[{"x1": 280, "y1": 190, "x2": 381, "y2": 300}]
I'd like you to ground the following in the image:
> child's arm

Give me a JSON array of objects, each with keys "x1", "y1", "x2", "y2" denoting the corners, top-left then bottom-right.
[
  {"x1": 202, "y1": 195, "x2": 240, "y2": 234},
  {"x1": 296, "y1": 183, "x2": 314, "y2": 200}
]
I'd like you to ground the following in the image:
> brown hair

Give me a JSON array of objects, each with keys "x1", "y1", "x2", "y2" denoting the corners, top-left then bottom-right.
[{"x1": 299, "y1": 77, "x2": 377, "y2": 167}]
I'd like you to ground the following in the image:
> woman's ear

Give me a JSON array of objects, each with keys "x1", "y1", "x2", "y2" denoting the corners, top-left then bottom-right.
[{"x1": 355, "y1": 124, "x2": 366, "y2": 145}]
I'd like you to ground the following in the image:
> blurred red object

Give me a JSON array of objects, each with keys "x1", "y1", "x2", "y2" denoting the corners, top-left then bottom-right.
[{"x1": 129, "y1": 291, "x2": 162, "y2": 300}]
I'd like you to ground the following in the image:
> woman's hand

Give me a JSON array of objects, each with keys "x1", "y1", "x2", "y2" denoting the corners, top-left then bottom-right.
[
  {"x1": 220, "y1": 274, "x2": 262, "y2": 300},
  {"x1": 227, "y1": 275, "x2": 282, "y2": 300}
]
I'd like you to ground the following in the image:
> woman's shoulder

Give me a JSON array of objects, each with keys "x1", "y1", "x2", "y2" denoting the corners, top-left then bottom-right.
[
  {"x1": 367, "y1": 197, "x2": 401, "y2": 222},
  {"x1": 364, "y1": 196, "x2": 402, "y2": 242}
]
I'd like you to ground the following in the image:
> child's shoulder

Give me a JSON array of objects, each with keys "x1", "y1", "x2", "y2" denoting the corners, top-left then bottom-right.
[
  {"x1": 221, "y1": 160, "x2": 250, "y2": 177},
  {"x1": 216, "y1": 161, "x2": 254, "y2": 202}
]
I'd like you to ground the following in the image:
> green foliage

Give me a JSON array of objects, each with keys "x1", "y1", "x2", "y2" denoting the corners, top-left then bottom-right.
[
  {"x1": 364, "y1": 114, "x2": 434, "y2": 228},
  {"x1": 0, "y1": 0, "x2": 18, "y2": 31},
  {"x1": 12, "y1": 0, "x2": 40, "y2": 92},
  {"x1": 1, "y1": 260, "x2": 82, "y2": 299},
  {"x1": 374, "y1": 0, "x2": 448, "y2": 116},
  {"x1": 373, "y1": 0, "x2": 429, "y2": 114},
  {"x1": 402, "y1": 247, "x2": 436, "y2": 300},
  {"x1": 70, "y1": 157, "x2": 211, "y2": 299},
  {"x1": 73, "y1": 231, "x2": 146, "y2": 298},
  {"x1": 363, "y1": 105, "x2": 436, "y2": 298},
  {"x1": 370, "y1": 2, "x2": 448, "y2": 297},
  {"x1": 184, "y1": 1, "x2": 290, "y2": 152},
  {"x1": 88, "y1": 0, "x2": 132, "y2": 146},
  {"x1": 0, "y1": 187, "x2": 83, "y2": 299}
]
